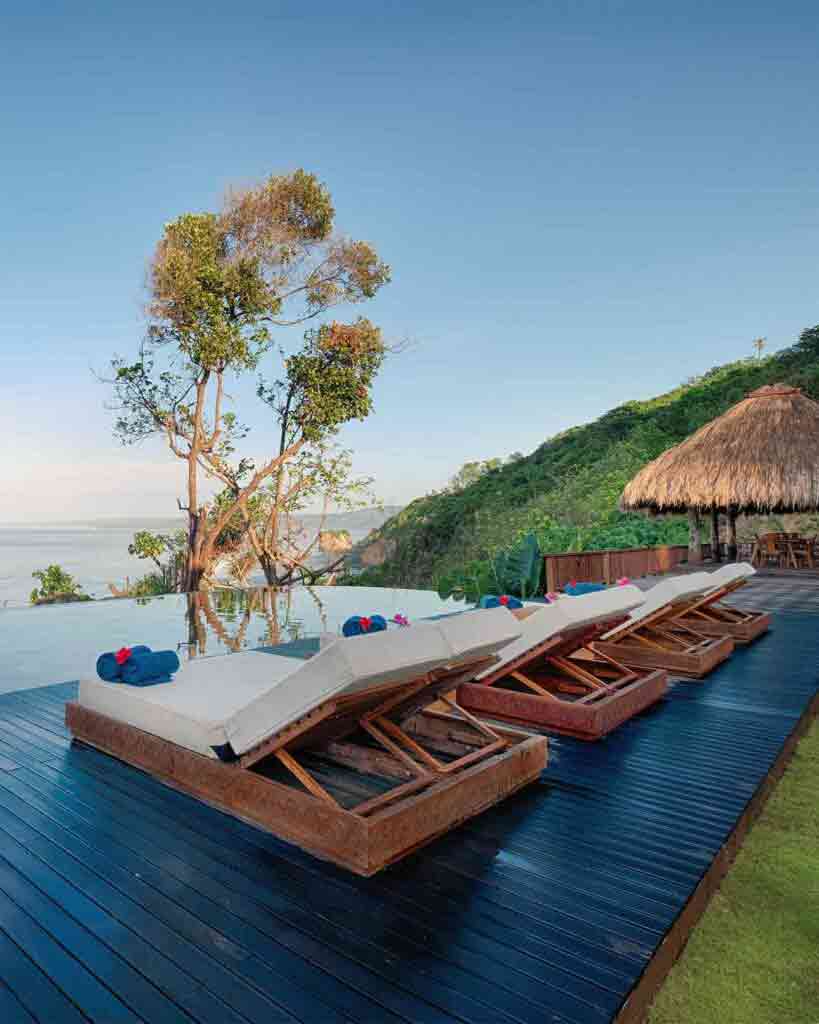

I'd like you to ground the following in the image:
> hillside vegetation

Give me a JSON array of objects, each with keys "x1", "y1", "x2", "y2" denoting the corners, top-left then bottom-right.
[{"x1": 355, "y1": 326, "x2": 819, "y2": 589}]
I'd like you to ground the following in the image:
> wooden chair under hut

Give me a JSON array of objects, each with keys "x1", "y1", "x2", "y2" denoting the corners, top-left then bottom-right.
[{"x1": 620, "y1": 383, "x2": 819, "y2": 563}]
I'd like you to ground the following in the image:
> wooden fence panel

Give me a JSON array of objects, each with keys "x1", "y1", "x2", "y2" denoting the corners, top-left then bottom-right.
[{"x1": 543, "y1": 544, "x2": 710, "y2": 591}]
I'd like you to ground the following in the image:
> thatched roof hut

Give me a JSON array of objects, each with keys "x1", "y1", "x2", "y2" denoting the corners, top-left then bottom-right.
[{"x1": 620, "y1": 384, "x2": 819, "y2": 559}]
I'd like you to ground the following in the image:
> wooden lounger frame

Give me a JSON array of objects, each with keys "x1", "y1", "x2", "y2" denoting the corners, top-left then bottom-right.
[
  {"x1": 457, "y1": 610, "x2": 668, "y2": 741},
  {"x1": 591, "y1": 601, "x2": 734, "y2": 679},
  {"x1": 66, "y1": 656, "x2": 547, "y2": 877},
  {"x1": 672, "y1": 576, "x2": 771, "y2": 645}
]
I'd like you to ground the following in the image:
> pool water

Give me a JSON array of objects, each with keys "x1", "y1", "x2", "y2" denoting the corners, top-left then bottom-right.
[{"x1": 0, "y1": 586, "x2": 464, "y2": 694}]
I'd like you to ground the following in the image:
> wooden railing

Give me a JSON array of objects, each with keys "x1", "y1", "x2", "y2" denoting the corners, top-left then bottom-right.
[{"x1": 543, "y1": 544, "x2": 712, "y2": 592}]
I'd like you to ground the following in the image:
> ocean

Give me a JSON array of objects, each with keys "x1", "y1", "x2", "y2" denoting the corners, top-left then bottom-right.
[
  {"x1": 0, "y1": 509, "x2": 398, "y2": 608},
  {"x1": 0, "y1": 520, "x2": 182, "y2": 607}
]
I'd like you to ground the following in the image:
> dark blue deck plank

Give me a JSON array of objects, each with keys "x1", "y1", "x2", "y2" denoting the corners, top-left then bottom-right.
[
  {"x1": 9, "y1": 762, "x2": 603, "y2": 1024},
  {"x1": 47, "y1": 746, "x2": 669, "y2": 952},
  {"x1": 0, "y1": 776, "x2": 364, "y2": 1024},
  {"x1": 31, "y1": 746, "x2": 654, "y2": 986},
  {"x1": 0, "y1": 606, "x2": 814, "y2": 1022},
  {"x1": 41, "y1": 744, "x2": 644, "y2": 991},
  {"x1": 0, "y1": 764, "x2": 620, "y2": 1019},
  {"x1": 0, "y1": 980, "x2": 37, "y2": 1024},
  {"x1": 0, "y1": 794, "x2": 306, "y2": 1024},
  {"x1": 0, "y1": 750, "x2": 21, "y2": 772},
  {"x1": 0, "y1": 882, "x2": 140, "y2": 1023},
  {"x1": 0, "y1": 927, "x2": 89, "y2": 1024},
  {"x1": 0, "y1": 831, "x2": 239, "y2": 1024},
  {"x1": 47, "y1": 749, "x2": 679, "y2": 938},
  {"x1": 2, "y1": 772, "x2": 485, "y2": 1022}
]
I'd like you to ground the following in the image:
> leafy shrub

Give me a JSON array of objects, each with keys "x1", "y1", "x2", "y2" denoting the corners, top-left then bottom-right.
[{"x1": 30, "y1": 565, "x2": 91, "y2": 605}]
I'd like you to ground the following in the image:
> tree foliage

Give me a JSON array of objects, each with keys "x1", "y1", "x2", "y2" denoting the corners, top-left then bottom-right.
[
  {"x1": 110, "y1": 169, "x2": 390, "y2": 590},
  {"x1": 448, "y1": 459, "x2": 502, "y2": 492},
  {"x1": 120, "y1": 530, "x2": 188, "y2": 596}
]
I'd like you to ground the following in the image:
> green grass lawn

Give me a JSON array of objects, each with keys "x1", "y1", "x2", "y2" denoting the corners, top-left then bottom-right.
[{"x1": 648, "y1": 717, "x2": 819, "y2": 1024}]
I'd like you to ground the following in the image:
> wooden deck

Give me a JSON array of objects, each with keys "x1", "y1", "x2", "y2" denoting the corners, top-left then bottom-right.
[{"x1": 0, "y1": 578, "x2": 816, "y2": 1023}]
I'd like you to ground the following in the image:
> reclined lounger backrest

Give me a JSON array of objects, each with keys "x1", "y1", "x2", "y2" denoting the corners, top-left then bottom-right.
[
  {"x1": 707, "y1": 562, "x2": 756, "y2": 589},
  {"x1": 221, "y1": 611, "x2": 525, "y2": 758},
  {"x1": 476, "y1": 585, "x2": 645, "y2": 680},
  {"x1": 432, "y1": 606, "x2": 523, "y2": 664},
  {"x1": 668, "y1": 572, "x2": 720, "y2": 600},
  {"x1": 601, "y1": 574, "x2": 713, "y2": 638}
]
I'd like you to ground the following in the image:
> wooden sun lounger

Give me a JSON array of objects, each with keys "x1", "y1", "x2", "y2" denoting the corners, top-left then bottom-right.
[
  {"x1": 672, "y1": 573, "x2": 771, "y2": 645},
  {"x1": 592, "y1": 600, "x2": 734, "y2": 678},
  {"x1": 66, "y1": 655, "x2": 546, "y2": 877},
  {"x1": 457, "y1": 607, "x2": 668, "y2": 741}
]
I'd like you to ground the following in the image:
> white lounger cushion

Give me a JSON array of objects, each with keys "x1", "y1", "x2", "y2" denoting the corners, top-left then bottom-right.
[
  {"x1": 78, "y1": 611, "x2": 523, "y2": 760},
  {"x1": 433, "y1": 606, "x2": 522, "y2": 662},
  {"x1": 80, "y1": 651, "x2": 304, "y2": 759},
  {"x1": 560, "y1": 585, "x2": 645, "y2": 627},
  {"x1": 476, "y1": 586, "x2": 645, "y2": 680},
  {"x1": 80, "y1": 621, "x2": 457, "y2": 759},
  {"x1": 708, "y1": 562, "x2": 755, "y2": 587},
  {"x1": 620, "y1": 573, "x2": 714, "y2": 628}
]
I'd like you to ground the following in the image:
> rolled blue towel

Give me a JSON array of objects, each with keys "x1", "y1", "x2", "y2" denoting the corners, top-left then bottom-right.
[
  {"x1": 121, "y1": 649, "x2": 180, "y2": 686},
  {"x1": 96, "y1": 645, "x2": 151, "y2": 682},
  {"x1": 564, "y1": 582, "x2": 607, "y2": 596},
  {"x1": 478, "y1": 595, "x2": 524, "y2": 610},
  {"x1": 342, "y1": 614, "x2": 389, "y2": 638}
]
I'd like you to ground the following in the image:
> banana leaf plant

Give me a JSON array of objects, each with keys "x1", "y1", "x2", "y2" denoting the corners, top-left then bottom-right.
[{"x1": 436, "y1": 532, "x2": 542, "y2": 603}]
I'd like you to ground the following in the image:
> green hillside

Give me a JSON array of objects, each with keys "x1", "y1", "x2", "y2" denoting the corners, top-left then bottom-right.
[{"x1": 355, "y1": 326, "x2": 819, "y2": 590}]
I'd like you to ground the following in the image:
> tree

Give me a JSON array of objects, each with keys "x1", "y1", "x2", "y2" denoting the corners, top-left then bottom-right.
[
  {"x1": 30, "y1": 565, "x2": 90, "y2": 605},
  {"x1": 128, "y1": 530, "x2": 167, "y2": 568},
  {"x1": 247, "y1": 321, "x2": 384, "y2": 584},
  {"x1": 125, "y1": 529, "x2": 188, "y2": 594},
  {"x1": 752, "y1": 337, "x2": 766, "y2": 359},
  {"x1": 242, "y1": 438, "x2": 378, "y2": 585},
  {"x1": 110, "y1": 170, "x2": 390, "y2": 591},
  {"x1": 448, "y1": 458, "x2": 502, "y2": 492}
]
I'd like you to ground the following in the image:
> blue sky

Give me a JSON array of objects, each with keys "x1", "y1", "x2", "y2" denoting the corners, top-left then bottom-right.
[{"x1": 2, "y1": 0, "x2": 818, "y2": 520}]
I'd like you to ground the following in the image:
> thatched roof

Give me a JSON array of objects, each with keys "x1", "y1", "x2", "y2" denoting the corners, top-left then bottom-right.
[{"x1": 620, "y1": 384, "x2": 819, "y2": 513}]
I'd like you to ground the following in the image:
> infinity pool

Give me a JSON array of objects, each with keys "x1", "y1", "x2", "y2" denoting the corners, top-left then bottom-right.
[{"x1": 0, "y1": 586, "x2": 462, "y2": 694}]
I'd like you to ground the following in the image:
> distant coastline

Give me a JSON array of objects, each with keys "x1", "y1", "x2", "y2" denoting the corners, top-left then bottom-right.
[{"x1": 0, "y1": 507, "x2": 401, "y2": 608}]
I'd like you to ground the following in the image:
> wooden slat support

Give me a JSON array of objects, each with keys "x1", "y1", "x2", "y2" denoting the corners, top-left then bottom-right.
[
  {"x1": 238, "y1": 701, "x2": 338, "y2": 769},
  {"x1": 363, "y1": 713, "x2": 508, "y2": 776},
  {"x1": 437, "y1": 694, "x2": 504, "y2": 739},
  {"x1": 358, "y1": 718, "x2": 431, "y2": 777},
  {"x1": 320, "y1": 741, "x2": 413, "y2": 781},
  {"x1": 360, "y1": 671, "x2": 509, "y2": 777},
  {"x1": 274, "y1": 749, "x2": 339, "y2": 807},
  {"x1": 548, "y1": 655, "x2": 612, "y2": 692},
  {"x1": 631, "y1": 631, "x2": 671, "y2": 652},
  {"x1": 585, "y1": 643, "x2": 638, "y2": 681},
  {"x1": 349, "y1": 775, "x2": 436, "y2": 817},
  {"x1": 509, "y1": 670, "x2": 558, "y2": 698}
]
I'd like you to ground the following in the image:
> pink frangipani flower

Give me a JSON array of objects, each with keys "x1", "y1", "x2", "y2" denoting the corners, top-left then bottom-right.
[{"x1": 115, "y1": 647, "x2": 132, "y2": 665}]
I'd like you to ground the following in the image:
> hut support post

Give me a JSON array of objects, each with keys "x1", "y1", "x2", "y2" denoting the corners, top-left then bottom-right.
[
  {"x1": 710, "y1": 508, "x2": 721, "y2": 562},
  {"x1": 727, "y1": 509, "x2": 738, "y2": 562},
  {"x1": 688, "y1": 508, "x2": 703, "y2": 564}
]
